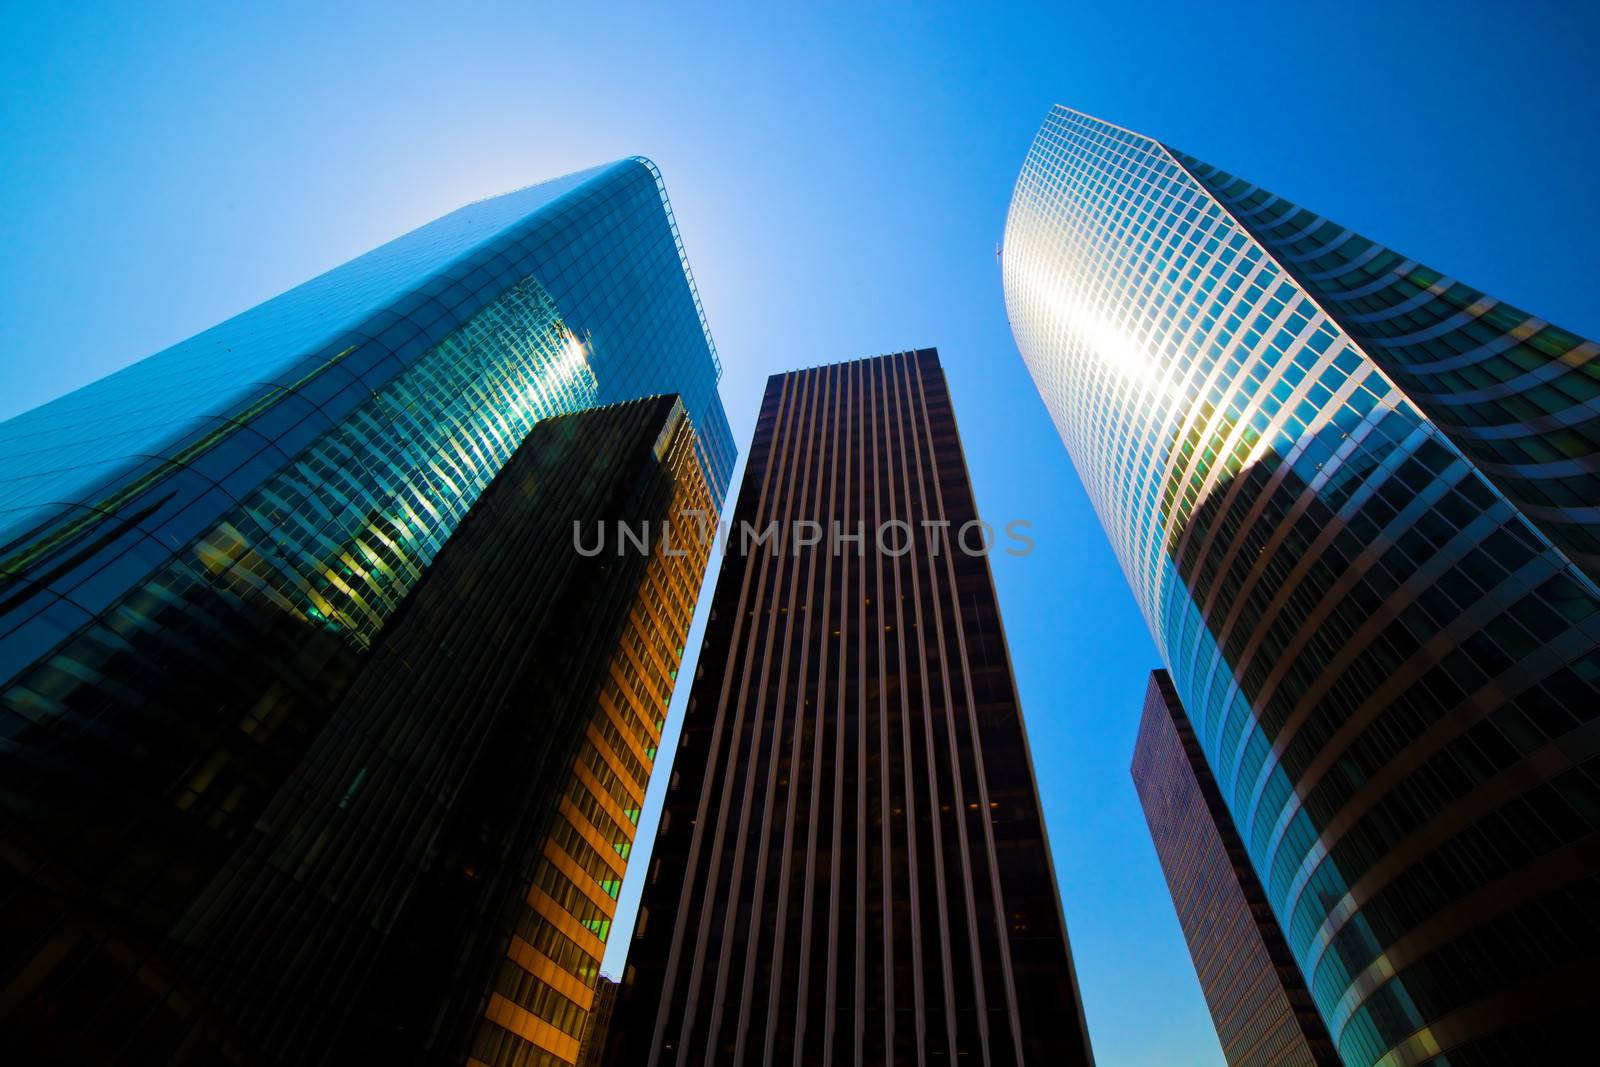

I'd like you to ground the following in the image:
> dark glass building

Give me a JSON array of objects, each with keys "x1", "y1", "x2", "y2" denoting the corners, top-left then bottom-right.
[
  {"x1": 574, "y1": 979, "x2": 619, "y2": 1067},
  {"x1": 6, "y1": 394, "x2": 714, "y2": 1065},
  {"x1": 180, "y1": 396, "x2": 714, "y2": 1066},
  {"x1": 1133, "y1": 670, "x2": 1340, "y2": 1067},
  {"x1": 1005, "y1": 105, "x2": 1600, "y2": 1065},
  {"x1": 0, "y1": 160, "x2": 728, "y2": 1063},
  {"x1": 606, "y1": 350, "x2": 1094, "y2": 1065}
]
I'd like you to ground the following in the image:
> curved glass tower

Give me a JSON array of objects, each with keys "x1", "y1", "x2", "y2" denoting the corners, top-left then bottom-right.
[{"x1": 1004, "y1": 106, "x2": 1600, "y2": 1066}]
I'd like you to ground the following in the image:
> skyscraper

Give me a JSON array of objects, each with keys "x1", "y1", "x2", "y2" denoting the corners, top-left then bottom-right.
[
  {"x1": 1004, "y1": 105, "x2": 1600, "y2": 1065},
  {"x1": 1132, "y1": 670, "x2": 1340, "y2": 1067},
  {"x1": 0, "y1": 160, "x2": 728, "y2": 1062},
  {"x1": 606, "y1": 350, "x2": 1094, "y2": 1066},
  {"x1": 1169, "y1": 151, "x2": 1600, "y2": 586},
  {"x1": 179, "y1": 396, "x2": 714, "y2": 1066}
]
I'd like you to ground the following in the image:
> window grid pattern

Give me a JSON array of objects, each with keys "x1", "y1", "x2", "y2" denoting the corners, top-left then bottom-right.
[
  {"x1": 1004, "y1": 105, "x2": 1600, "y2": 1066},
  {"x1": 0, "y1": 158, "x2": 732, "y2": 541},
  {"x1": 134, "y1": 399, "x2": 700, "y2": 1065},
  {"x1": 469, "y1": 410, "x2": 716, "y2": 1067},
  {"x1": 193, "y1": 278, "x2": 597, "y2": 649},
  {"x1": 1175, "y1": 152, "x2": 1600, "y2": 585},
  {"x1": 0, "y1": 158, "x2": 732, "y2": 1064},
  {"x1": 1, "y1": 276, "x2": 595, "y2": 947}
]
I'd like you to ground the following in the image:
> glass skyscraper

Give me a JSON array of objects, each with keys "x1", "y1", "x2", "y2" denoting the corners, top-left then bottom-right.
[
  {"x1": 605, "y1": 351, "x2": 1094, "y2": 1066},
  {"x1": 1004, "y1": 106, "x2": 1600, "y2": 1065},
  {"x1": 0, "y1": 159, "x2": 729, "y2": 1063},
  {"x1": 175, "y1": 396, "x2": 715, "y2": 1067},
  {"x1": 1169, "y1": 151, "x2": 1600, "y2": 587}
]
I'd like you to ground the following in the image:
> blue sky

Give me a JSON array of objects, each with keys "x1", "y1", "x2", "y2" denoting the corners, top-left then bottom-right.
[{"x1": 3, "y1": 2, "x2": 1596, "y2": 1063}]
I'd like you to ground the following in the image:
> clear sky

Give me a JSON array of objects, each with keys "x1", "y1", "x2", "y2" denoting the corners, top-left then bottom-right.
[{"x1": 3, "y1": 2, "x2": 1596, "y2": 1063}]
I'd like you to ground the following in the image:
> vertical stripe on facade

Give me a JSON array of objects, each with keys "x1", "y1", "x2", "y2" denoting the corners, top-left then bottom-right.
[
  {"x1": 608, "y1": 350, "x2": 1093, "y2": 1066},
  {"x1": 1133, "y1": 670, "x2": 1342, "y2": 1067}
]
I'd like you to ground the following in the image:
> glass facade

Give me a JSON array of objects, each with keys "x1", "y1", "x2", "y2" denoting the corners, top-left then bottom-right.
[
  {"x1": 166, "y1": 396, "x2": 713, "y2": 1066},
  {"x1": 0, "y1": 159, "x2": 730, "y2": 1062},
  {"x1": 1133, "y1": 670, "x2": 1341, "y2": 1067},
  {"x1": 0, "y1": 156, "x2": 732, "y2": 541},
  {"x1": 464, "y1": 400, "x2": 716, "y2": 1067},
  {"x1": 607, "y1": 351, "x2": 1094, "y2": 1066},
  {"x1": 1172, "y1": 153, "x2": 1600, "y2": 586},
  {"x1": 1005, "y1": 106, "x2": 1600, "y2": 1065}
]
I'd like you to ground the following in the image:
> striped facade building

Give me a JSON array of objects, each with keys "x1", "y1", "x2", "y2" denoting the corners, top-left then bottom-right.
[
  {"x1": 606, "y1": 350, "x2": 1095, "y2": 1065},
  {"x1": 1004, "y1": 105, "x2": 1600, "y2": 1065},
  {"x1": 1133, "y1": 670, "x2": 1340, "y2": 1067},
  {"x1": 460, "y1": 397, "x2": 716, "y2": 1067}
]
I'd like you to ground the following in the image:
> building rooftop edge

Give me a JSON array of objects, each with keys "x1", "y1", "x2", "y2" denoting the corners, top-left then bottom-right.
[
  {"x1": 628, "y1": 156, "x2": 724, "y2": 385},
  {"x1": 762, "y1": 348, "x2": 941, "y2": 383}
]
